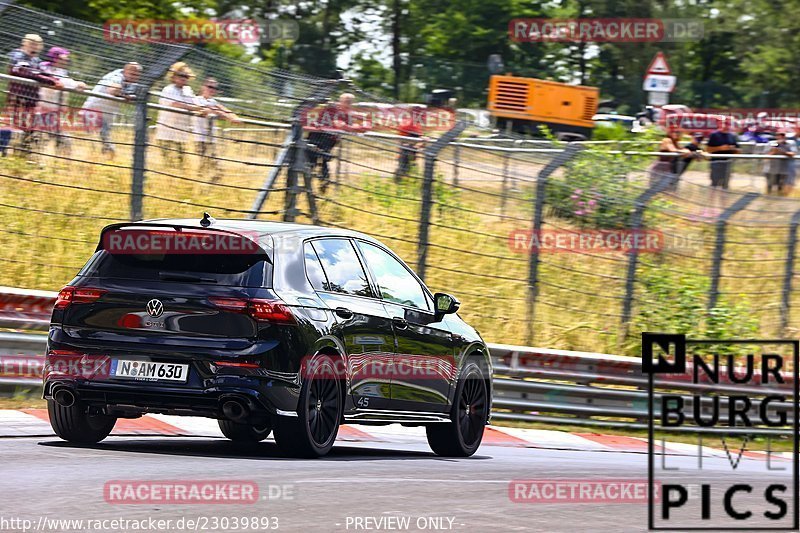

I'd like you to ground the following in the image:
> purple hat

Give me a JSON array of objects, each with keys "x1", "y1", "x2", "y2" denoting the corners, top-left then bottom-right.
[{"x1": 47, "y1": 46, "x2": 70, "y2": 61}]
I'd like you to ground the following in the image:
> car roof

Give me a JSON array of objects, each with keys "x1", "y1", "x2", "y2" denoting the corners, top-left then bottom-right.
[{"x1": 135, "y1": 218, "x2": 378, "y2": 242}]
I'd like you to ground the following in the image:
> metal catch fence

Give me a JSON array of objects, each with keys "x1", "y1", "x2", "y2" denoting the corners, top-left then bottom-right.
[{"x1": 2, "y1": 0, "x2": 800, "y2": 354}]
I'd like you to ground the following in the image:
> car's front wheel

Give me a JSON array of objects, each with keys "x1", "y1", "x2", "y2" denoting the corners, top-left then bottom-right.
[
  {"x1": 426, "y1": 361, "x2": 488, "y2": 457},
  {"x1": 47, "y1": 399, "x2": 117, "y2": 444},
  {"x1": 273, "y1": 355, "x2": 342, "y2": 458},
  {"x1": 218, "y1": 419, "x2": 273, "y2": 443}
]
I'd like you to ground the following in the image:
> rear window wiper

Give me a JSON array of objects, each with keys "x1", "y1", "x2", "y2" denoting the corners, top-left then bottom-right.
[{"x1": 158, "y1": 272, "x2": 218, "y2": 283}]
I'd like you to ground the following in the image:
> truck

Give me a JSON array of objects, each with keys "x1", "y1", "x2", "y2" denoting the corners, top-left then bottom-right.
[{"x1": 487, "y1": 75, "x2": 599, "y2": 140}]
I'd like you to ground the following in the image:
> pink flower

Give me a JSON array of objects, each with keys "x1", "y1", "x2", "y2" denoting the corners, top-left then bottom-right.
[
  {"x1": 578, "y1": 200, "x2": 585, "y2": 206},
  {"x1": 575, "y1": 210, "x2": 585, "y2": 216},
  {"x1": 574, "y1": 189, "x2": 583, "y2": 195},
  {"x1": 588, "y1": 199, "x2": 597, "y2": 207},
  {"x1": 570, "y1": 194, "x2": 579, "y2": 200}
]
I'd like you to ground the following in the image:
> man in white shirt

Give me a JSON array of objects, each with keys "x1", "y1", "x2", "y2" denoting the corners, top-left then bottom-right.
[{"x1": 82, "y1": 62, "x2": 141, "y2": 157}]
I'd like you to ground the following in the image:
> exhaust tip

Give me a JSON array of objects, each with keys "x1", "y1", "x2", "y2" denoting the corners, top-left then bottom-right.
[
  {"x1": 53, "y1": 387, "x2": 76, "y2": 408},
  {"x1": 221, "y1": 398, "x2": 249, "y2": 422}
]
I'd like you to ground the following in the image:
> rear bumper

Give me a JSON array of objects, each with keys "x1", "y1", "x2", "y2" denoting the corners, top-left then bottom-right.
[{"x1": 43, "y1": 375, "x2": 301, "y2": 419}]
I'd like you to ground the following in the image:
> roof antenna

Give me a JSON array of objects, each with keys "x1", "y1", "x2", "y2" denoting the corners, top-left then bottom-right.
[{"x1": 200, "y1": 212, "x2": 215, "y2": 227}]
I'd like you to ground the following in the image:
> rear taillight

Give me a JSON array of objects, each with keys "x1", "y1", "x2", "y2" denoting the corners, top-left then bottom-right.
[
  {"x1": 207, "y1": 297, "x2": 248, "y2": 312},
  {"x1": 209, "y1": 297, "x2": 296, "y2": 325},
  {"x1": 54, "y1": 286, "x2": 107, "y2": 310},
  {"x1": 47, "y1": 349, "x2": 84, "y2": 357},
  {"x1": 213, "y1": 361, "x2": 261, "y2": 368},
  {"x1": 247, "y1": 299, "x2": 296, "y2": 324}
]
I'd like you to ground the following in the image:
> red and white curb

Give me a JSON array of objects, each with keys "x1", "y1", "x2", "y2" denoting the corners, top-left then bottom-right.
[{"x1": 0, "y1": 409, "x2": 789, "y2": 460}]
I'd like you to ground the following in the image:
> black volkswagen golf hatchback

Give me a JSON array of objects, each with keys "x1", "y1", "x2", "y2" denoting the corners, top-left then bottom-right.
[{"x1": 44, "y1": 217, "x2": 491, "y2": 457}]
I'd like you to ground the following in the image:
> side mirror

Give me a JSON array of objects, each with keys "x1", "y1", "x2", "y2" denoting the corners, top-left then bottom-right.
[{"x1": 433, "y1": 293, "x2": 460, "y2": 317}]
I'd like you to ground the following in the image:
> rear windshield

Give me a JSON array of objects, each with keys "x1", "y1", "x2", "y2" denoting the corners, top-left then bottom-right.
[{"x1": 78, "y1": 250, "x2": 271, "y2": 287}]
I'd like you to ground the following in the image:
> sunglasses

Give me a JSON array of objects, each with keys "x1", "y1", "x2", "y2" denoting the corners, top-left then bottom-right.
[
  {"x1": 205, "y1": 85, "x2": 219, "y2": 90},
  {"x1": 176, "y1": 73, "x2": 190, "y2": 79}
]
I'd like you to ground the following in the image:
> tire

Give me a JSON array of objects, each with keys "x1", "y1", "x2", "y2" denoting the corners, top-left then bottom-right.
[
  {"x1": 218, "y1": 419, "x2": 273, "y2": 443},
  {"x1": 426, "y1": 361, "x2": 488, "y2": 457},
  {"x1": 47, "y1": 399, "x2": 117, "y2": 444},
  {"x1": 273, "y1": 355, "x2": 342, "y2": 458}
]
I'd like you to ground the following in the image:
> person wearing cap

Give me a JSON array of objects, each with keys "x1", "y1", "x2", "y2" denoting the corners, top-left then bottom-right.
[
  {"x1": 39, "y1": 47, "x2": 86, "y2": 110},
  {"x1": 193, "y1": 77, "x2": 239, "y2": 182},
  {"x1": 82, "y1": 62, "x2": 142, "y2": 158},
  {"x1": 7, "y1": 34, "x2": 61, "y2": 156},
  {"x1": 155, "y1": 61, "x2": 201, "y2": 166},
  {"x1": 38, "y1": 47, "x2": 87, "y2": 155}
]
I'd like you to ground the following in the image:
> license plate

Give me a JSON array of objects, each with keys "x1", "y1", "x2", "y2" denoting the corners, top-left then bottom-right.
[{"x1": 111, "y1": 360, "x2": 189, "y2": 383}]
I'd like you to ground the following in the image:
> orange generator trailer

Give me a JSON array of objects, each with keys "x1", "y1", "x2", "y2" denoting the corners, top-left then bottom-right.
[{"x1": 487, "y1": 75, "x2": 599, "y2": 140}]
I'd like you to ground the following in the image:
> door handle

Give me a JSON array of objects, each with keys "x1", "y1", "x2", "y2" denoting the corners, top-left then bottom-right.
[
  {"x1": 392, "y1": 316, "x2": 408, "y2": 330},
  {"x1": 335, "y1": 307, "x2": 353, "y2": 319}
]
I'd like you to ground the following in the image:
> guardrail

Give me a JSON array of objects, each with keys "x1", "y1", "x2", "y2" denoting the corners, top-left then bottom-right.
[
  {"x1": 0, "y1": 287, "x2": 791, "y2": 434},
  {"x1": 489, "y1": 344, "x2": 792, "y2": 435}
]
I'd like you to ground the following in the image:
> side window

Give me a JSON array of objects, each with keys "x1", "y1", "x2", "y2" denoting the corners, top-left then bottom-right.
[
  {"x1": 303, "y1": 242, "x2": 328, "y2": 291},
  {"x1": 312, "y1": 239, "x2": 374, "y2": 297},
  {"x1": 358, "y1": 241, "x2": 430, "y2": 311}
]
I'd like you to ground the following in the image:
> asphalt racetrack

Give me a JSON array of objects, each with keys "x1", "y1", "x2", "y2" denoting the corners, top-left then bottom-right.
[{"x1": 0, "y1": 429, "x2": 786, "y2": 533}]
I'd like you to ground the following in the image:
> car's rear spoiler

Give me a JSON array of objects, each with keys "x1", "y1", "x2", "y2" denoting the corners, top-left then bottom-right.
[{"x1": 96, "y1": 222, "x2": 273, "y2": 262}]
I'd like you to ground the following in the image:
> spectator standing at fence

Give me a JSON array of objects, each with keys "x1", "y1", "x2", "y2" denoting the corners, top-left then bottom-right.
[
  {"x1": 82, "y1": 62, "x2": 141, "y2": 159},
  {"x1": 193, "y1": 77, "x2": 239, "y2": 183},
  {"x1": 649, "y1": 129, "x2": 683, "y2": 187},
  {"x1": 394, "y1": 105, "x2": 425, "y2": 181},
  {"x1": 673, "y1": 133, "x2": 705, "y2": 178},
  {"x1": 38, "y1": 47, "x2": 86, "y2": 155},
  {"x1": 305, "y1": 93, "x2": 367, "y2": 187},
  {"x1": 155, "y1": 62, "x2": 200, "y2": 166},
  {"x1": 706, "y1": 121, "x2": 740, "y2": 190},
  {"x1": 765, "y1": 132, "x2": 795, "y2": 195},
  {"x1": 7, "y1": 34, "x2": 61, "y2": 157}
]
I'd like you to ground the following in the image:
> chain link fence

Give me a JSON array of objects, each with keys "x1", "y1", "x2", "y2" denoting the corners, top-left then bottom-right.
[{"x1": 1, "y1": 0, "x2": 799, "y2": 354}]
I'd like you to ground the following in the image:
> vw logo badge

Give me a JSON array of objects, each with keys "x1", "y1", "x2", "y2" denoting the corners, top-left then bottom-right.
[{"x1": 146, "y1": 299, "x2": 164, "y2": 318}]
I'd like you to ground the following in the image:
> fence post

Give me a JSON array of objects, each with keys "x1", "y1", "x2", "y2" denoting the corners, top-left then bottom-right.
[
  {"x1": 283, "y1": 132, "x2": 312, "y2": 222},
  {"x1": 781, "y1": 209, "x2": 800, "y2": 331},
  {"x1": 453, "y1": 142, "x2": 460, "y2": 185},
  {"x1": 416, "y1": 121, "x2": 467, "y2": 281},
  {"x1": 707, "y1": 192, "x2": 759, "y2": 310},
  {"x1": 620, "y1": 174, "x2": 675, "y2": 328},
  {"x1": 525, "y1": 143, "x2": 583, "y2": 344},
  {"x1": 249, "y1": 79, "x2": 340, "y2": 219},
  {"x1": 500, "y1": 151, "x2": 510, "y2": 213},
  {"x1": 130, "y1": 46, "x2": 189, "y2": 221},
  {"x1": 333, "y1": 135, "x2": 343, "y2": 189}
]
